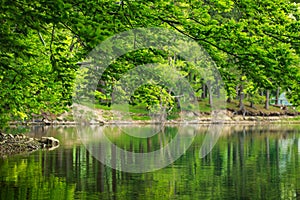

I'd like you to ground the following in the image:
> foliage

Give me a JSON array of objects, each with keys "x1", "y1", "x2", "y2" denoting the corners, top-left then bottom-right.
[{"x1": 0, "y1": 0, "x2": 300, "y2": 127}]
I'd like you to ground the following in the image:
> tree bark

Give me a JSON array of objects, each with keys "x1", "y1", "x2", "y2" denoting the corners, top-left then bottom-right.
[
  {"x1": 238, "y1": 84, "x2": 246, "y2": 117},
  {"x1": 207, "y1": 81, "x2": 213, "y2": 107},
  {"x1": 238, "y1": 84, "x2": 244, "y2": 110},
  {"x1": 250, "y1": 101, "x2": 254, "y2": 108},
  {"x1": 235, "y1": 85, "x2": 239, "y2": 100},
  {"x1": 265, "y1": 89, "x2": 270, "y2": 109}
]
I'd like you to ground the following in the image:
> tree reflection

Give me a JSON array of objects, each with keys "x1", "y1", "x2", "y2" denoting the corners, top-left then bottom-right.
[{"x1": 1, "y1": 125, "x2": 300, "y2": 199}]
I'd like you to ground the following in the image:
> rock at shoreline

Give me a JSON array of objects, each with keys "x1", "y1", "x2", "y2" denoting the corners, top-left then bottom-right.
[
  {"x1": 0, "y1": 133, "x2": 60, "y2": 158},
  {"x1": 40, "y1": 137, "x2": 60, "y2": 148}
]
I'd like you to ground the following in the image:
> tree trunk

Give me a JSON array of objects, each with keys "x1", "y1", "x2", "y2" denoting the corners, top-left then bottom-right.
[
  {"x1": 207, "y1": 81, "x2": 213, "y2": 107},
  {"x1": 250, "y1": 101, "x2": 254, "y2": 108},
  {"x1": 265, "y1": 89, "x2": 270, "y2": 109},
  {"x1": 159, "y1": 88, "x2": 167, "y2": 122},
  {"x1": 275, "y1": 87, "x2": 280, "y2": 105},
  {"x1": 227, "y1": 97, "x2": 231, "y2": 103},
  {"x1": 238, "y1": 84, "x2": 246, "y2": 117},
  {"x1": 238, "y1": 84, "x2": 244, "y2": 110},
  {"x1": 235, "y1": 85, "x2": 239, "y2": 100}
]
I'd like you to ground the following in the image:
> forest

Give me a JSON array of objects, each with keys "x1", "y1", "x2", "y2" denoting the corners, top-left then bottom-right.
[{"x1": 1, "y1": 0, "x2": 300, "y2": 126}]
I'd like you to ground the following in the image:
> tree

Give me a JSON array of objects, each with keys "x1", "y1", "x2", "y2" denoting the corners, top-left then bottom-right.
[
  {"x1": 0, "y1": 0, "x2": 299, "y2": 127},
  {"x1": 0, "y1": 0, "x2": 81, "y2": 126}
]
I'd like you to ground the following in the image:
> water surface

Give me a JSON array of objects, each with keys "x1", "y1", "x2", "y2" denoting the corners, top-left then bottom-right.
[{"x1": 1, "y1": 124, "x2": 300, "y2": 199}]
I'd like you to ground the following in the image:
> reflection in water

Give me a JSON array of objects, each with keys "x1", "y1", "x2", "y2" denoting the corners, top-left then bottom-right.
[
  {"x1": 0, "y1": 125, "x2": 300, "y2": 199},
  {"x1": 78, "y1": 125, "x2": 196, "y2": 173}
]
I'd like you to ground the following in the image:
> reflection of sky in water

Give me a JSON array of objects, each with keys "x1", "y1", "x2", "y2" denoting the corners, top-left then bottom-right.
[{"x1": 279, "y1": 137, "x2": 299, "y2": 176}]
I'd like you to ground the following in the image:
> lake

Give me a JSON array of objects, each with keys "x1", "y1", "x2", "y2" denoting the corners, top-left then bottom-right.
[{"x1": 1, "y1": 124, "x2": 300, "y2": 199}]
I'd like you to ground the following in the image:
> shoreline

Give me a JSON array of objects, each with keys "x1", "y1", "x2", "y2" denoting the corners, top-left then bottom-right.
[
  {"x1": 0, "y1": 134, "x2": 60, "y2": 158},
  {"x1": 3, "y1": 115, "x2": 300, "y2": 158},
  {"x1": 9, "y1": 115, "x2": 300, "y2": 126}
]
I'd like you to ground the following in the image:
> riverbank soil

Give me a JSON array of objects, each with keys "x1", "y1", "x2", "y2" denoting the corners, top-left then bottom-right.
[{"x1": 0, "y1": 133, "x2": 59, "y2": 157}]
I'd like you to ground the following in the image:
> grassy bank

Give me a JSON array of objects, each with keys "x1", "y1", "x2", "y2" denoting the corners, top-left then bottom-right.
[
  {"x1": 8, "y1": 100, "x2": 299, "y2": 127},
  {"x1": 93, "y1": 99, "x2": 299, "y2": 121}
]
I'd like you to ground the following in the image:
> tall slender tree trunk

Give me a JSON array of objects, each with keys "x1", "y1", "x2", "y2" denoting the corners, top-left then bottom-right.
[
  {"x1": 238, "y1": 84, "x2": 244, "y2": 110},
  {"x1": 238, "y1": 84, "x2": 246, "y2": 118},
  {"x1": 235, "y1": 85, "x2": 239, "y2": 100},
  {"x1": 265, "y1": 89, "x2": 270, "y2": 109},
  {"x1": 207, "y1": 81, "x2": 213, "y2": 107}
]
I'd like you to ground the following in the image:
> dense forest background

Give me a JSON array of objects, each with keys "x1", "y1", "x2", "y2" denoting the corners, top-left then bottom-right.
[{"x1": 0, "y1": 0, "x2": 299, "y2": 126}]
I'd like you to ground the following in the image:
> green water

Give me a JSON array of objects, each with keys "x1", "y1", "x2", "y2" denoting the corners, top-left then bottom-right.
[{"x1": 1, "y1": 125, "x2": 300, "y2": 200}]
